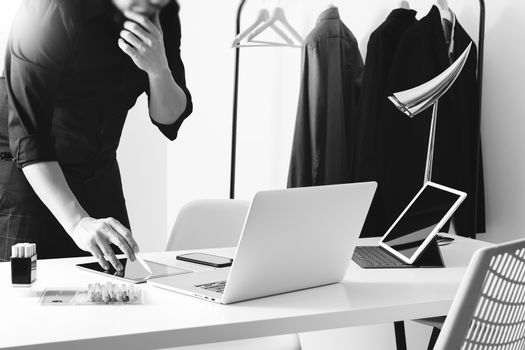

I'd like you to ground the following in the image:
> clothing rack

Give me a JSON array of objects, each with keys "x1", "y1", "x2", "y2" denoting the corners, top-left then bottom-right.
[{"x1": 229, "y1": 1, "x2": 486, "y2": 239}]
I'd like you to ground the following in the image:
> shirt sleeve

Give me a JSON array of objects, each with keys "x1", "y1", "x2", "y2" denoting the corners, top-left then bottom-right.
[
  {"x1": 147, "y1": 0, "x2": 193, "y2": 141},
  {"x1": 287, "y1": 43, "x2": 318, "y2": 188},
  {"x1": 5, "y1": 0, "x2": 74, "y2": 168}
]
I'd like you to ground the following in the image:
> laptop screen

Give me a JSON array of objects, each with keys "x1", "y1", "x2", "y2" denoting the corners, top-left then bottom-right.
[{"x1": 381, "y1": 184, "x2": 463, "y2": 261}]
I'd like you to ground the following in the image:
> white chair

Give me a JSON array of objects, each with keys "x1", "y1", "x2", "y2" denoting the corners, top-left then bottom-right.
[
  {"x1": 166, "y1": 199, "x2": 250, "y2": 251},
  {"x1": 432, "y1": 238, "x2": 525, "y2": 349},
  {"x1": 165, "y1": 199, "x2": 301, "y2": 350}
]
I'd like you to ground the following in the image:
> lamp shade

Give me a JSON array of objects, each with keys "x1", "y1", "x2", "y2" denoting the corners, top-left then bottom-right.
[{"x1": 388, "y1": 42, "x2": 472, "y2": 118}]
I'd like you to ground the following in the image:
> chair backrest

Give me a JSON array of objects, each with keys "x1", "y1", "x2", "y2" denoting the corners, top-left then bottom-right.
[
  {"x1": 166, "y1": 199, "x2": 250, "y2": 251},
  {"x1": 434, "y1": 238, "x2": 525, "y2": 350}
]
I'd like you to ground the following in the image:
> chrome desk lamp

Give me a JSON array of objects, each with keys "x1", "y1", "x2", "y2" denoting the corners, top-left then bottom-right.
[{"x1": 388, "y1": 42, "x2": 472, "y2": 184}]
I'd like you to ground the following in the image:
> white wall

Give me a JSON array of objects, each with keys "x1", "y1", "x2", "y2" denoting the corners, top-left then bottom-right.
[
  {"x1": 166, "y1": 0, "x2": 236, "y2": 232},
  {"x1": 118, "y1": 96, "x2": 167, "y2": 252},
  {"x1": 480, "y1": 0, "x2": 525, "y2": 244}
]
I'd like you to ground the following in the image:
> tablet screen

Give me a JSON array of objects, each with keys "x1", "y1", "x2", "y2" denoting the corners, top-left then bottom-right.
[
  {"x1": 77, "y1": 258, "x2": 189, "y2": 283},
  {"x1": 381, "y1": 184, "x2": 462, "y2": 261}
]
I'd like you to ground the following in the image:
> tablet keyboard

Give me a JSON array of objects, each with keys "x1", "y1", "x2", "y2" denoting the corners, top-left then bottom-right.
[
  {"x1": 196, "y1": 280, "x2": 226, "y2": 294},
  {"x1": 352, "y1": 246, "x2": 411, "y2": 268}
]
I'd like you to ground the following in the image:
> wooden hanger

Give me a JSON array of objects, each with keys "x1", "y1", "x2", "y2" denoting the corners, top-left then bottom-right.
[
  {"x1": 247, "y1": 7, "x2": 303, "y2": 47},
  {"x1": 232, "y1": 8, "x2": 293, "y2": 48}
]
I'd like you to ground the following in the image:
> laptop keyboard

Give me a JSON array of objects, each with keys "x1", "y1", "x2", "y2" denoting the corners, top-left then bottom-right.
[
  {"x1": 196, "y1": 280, "x2": 226, "y2": 294},
  {"x1": 352, "y1": 246, "x2": 410, "y2": 268},
  {"x1": 195, "y1": 248, "x2": 408, "y2": 293}
]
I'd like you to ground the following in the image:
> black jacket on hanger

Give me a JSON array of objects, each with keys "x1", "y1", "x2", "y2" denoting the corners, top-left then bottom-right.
[
  {"x1": 353, "y1": 8, "x2": 418, "y2": 237},
  {"x1": 377, "y1": 6, "x2": 485, "y2": 237},
  {"x1": 288, "y1": 7, "x2": 363, "y2": 187}
]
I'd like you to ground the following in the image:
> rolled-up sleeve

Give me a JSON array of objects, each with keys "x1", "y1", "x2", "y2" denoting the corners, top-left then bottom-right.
[
  {"x1": 148, "y1": 0, "x2": 193, "y2": 141},
  {"x1": 5, "y1": 0, "x2": 73, "y2": 168}
]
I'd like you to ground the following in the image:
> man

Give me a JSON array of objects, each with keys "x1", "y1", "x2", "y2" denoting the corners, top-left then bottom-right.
[{"x1": 0, "y1": 0, "x2": 192, "y2": 271}]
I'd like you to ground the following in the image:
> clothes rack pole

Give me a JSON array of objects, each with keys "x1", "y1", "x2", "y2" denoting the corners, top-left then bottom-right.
[
  {"x1": 230, "y1": 0, "x2": 248, "y2": 199},
  {"x1": 472, "y1": 0, "x2": 485, "y2": 239},
  {"x1": 229, "y1": 2, "x2": 486, "y2": 229}
]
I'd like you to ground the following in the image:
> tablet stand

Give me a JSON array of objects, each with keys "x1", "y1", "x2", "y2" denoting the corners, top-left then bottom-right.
[{"x1": 413, "y1": 236, "x2": 444, "y2": 268}]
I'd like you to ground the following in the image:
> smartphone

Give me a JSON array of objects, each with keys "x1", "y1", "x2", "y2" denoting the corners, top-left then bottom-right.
[{"x1": 176, "y1": 253, "x2": 233, "y2": 268}]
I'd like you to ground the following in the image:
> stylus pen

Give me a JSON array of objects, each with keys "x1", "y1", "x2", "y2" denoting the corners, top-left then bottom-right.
[{"x1": 135, "y1": 253, "x2": 153, "y2": 274}]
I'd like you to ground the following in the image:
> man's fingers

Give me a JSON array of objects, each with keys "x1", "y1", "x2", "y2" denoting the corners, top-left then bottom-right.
[
  {"x1": 89, "y1": 245, "x2": 109, "y2": 270},
  {"x1": 105, "y1": 227, "x2": 136, "y2": 262},
  {"x1": 124, "y1": 11, "x2": 158, "y2": 35},
  {"x1": 118, "y1": 38, "x2": 138, "y2": 59},
  {"x1": 123, "y1": 21, "x2": 151, "y2": 44},
  {"x1": 120, "y1": 30, "x2": 145, "y2": 51},
  {"x1": 97, "y1": 221, "x2": 134, "y2": 262},
  {"x1": 107, "y1": 218, "x2": 140, "y2": 254},
  {"x1": 97, "y1": 240, "x2": 123, "y2": 271}
]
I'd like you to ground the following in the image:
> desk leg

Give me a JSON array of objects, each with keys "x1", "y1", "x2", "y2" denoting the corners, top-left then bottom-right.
[
  {"x1": 394, "y1": 321, "x2": 407, "y2": 350},
  {"x1": 426, "y1": 327, "x2": 441, "y2": 350}
]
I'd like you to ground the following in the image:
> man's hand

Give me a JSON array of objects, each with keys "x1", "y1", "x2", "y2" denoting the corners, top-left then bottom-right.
[
  {"x1": 118, "y1": 11, "x2": 169, "y2": 77},
  {"x1": 70, "y1": 217, "x2": 139, "y2": 271}
]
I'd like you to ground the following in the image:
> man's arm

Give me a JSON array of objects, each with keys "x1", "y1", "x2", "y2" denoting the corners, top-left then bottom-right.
[
  {"x1": 118, "y1": 11, "x2": 187, "y2": 125},
  {"x1": 23, "y1": 162, "x2": 138, "y2": 270},
  {"x1": 147, "y1": 69, "x2": 187, "y2": 125},
  {"x1": 5, "y1": 1, "x2": 138, "y2": 271}
]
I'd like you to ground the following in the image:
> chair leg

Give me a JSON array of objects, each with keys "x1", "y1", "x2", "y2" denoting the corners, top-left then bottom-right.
[
  {"x1": 426, "y1": 327, "x2": 441, "y2": 350},
  {"x1": 394, "y1": 321, "x2": 407, "y2": 350}
]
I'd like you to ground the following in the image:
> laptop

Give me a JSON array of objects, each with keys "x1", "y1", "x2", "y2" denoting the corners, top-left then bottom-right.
[
  {"x1": 352, "y1": 181, "x2": 466, "y2": 268},
  {"x1": 149, "y1": 182, "x2": 377, "y2": 304}
]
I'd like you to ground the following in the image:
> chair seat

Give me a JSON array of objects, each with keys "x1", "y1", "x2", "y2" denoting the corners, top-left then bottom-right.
[
  {"x1": 166, "y1": 334, "x2": 301, "y2": 350},
  {"x1": 415, "y1": 316, "x2": 446, "y2": 330}
]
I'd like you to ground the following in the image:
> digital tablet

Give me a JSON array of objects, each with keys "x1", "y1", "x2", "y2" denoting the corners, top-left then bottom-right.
[
  {"x1": 77, "y1": 258, "x2": 190, "y2": 284},
  {"x1": 378, "y1": 182, "x2": 466, "y2": 264}
]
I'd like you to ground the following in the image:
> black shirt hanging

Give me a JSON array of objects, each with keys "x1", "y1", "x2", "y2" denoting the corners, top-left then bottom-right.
[
  {"x1": 376, "y1": 6, "x2": 485, "y2": 237},
  {"x1": 288, "y1": 7, "x2": 363, "y2": 187},
  {"x1": 352, "y1": 8, "x2": 418, "y2": 237}
]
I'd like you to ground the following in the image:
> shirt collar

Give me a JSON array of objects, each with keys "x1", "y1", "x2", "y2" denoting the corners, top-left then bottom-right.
[{"x1": 317, "y1": 6, "x2": 340, "y2": 24}]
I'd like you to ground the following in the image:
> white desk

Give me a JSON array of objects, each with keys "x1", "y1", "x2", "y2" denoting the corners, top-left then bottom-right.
[{"x1": 0, "y1": 235, "x2": 491, "y2": 350}]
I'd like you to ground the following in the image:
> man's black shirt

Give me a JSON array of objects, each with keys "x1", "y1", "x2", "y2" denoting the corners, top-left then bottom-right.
[
  {"x1": 4, "y1": 0, "x2": 192, "y2": 168},
  {"x1": 0, "y1": 0, "x2": 193, "y2": 260}
]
